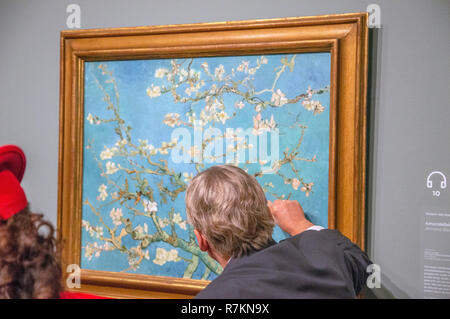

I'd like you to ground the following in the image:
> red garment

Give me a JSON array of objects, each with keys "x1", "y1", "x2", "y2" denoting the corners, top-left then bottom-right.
[
  {"x1": 60, "y1": 291, "x2": 110, "y2": 299},
  {"x1": 0, "y1": 170, "x2": 27, "y2": 220},
  {"x1": 0, "y1": 145, "x2": 26, "y2": 182},
  {"x1": 0, "y1": 145, "x2": 27, "y2": 220}
]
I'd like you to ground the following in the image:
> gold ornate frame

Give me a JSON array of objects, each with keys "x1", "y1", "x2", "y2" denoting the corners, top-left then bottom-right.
[{"x1": 58, "y1": 12, "x2": 368, "y2": 298}]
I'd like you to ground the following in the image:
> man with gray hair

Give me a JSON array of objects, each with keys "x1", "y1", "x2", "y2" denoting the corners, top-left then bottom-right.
[{"x1": 186, "y1": 164, "x2": 372, "y2": 298}]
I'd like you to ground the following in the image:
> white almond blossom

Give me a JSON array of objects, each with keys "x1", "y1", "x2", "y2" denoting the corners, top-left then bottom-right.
[
  {"x1": 82, "y1": 220, "x2": 104, "y2": 239},
  {"x1": 105, "y1": 161, "x2": 120, "y2": 175},
  {"x1": 84, "y1": 241, "x2": 112, "y2": 261},
  {"x1": 153, "y1": 248, "x2": 180, "y2": 266},
  {"x1": 173, "y1": 213, "x2": 182, "y2": 224},
  {"x1": 184, "y1": 80, "x2": 204, "y2": 96},
  {"x1": 158, "y1": 218, "x2": 169, "y2": 229},
  {"x1": 146, "y1": 84, "x2": 161, "y2": 98},
  {"x1": 258, "y1": 56, "x2": 268, "y2": 65},
  {"x1": 158, "y1": 140, "x2": 177, "y2": 155},
  {"x1": 134, "y1": 223, "x2": 148, "y2": 235},
  {"x1": 109, "y1": 207, "x2": 123, "y2": 226},
  {"x1": 155, "y1": 68, "x2": 168, "y2": 78},
  {"x1": 163, "y1": 113, "x2": 181, "y2": 127},
  {"x1": 214, "y1": 64, "x2": 225, "y2": 81},
  {"x1": 302, "y1": 99, "x2": 325, "y2": 115},
  {"x1": 115, "y1": 139, "x2": 127, "y2": 147},
  {"x1": 185, "y1": 86, "x2": 193, "y2": 96},
  {"x1": 301, "y1": 86, "x2": 325, "y2": 115},
  {"x1": 301, "y1": 182, "x2": 314, "y2": 197},
  {"x1": 248, "y1": 68, "x2": 257, "y2": 75},
  {"x1": 173, "y1": 213, "x2": 187, "y2": 230},
  {"x1": 138, "y1": 139, "x2": 157, "y2": 155},
  {"x1": 100, "y1": 147, "x2": 118, "y2": 160},
  {"x1": 200, "y1": 62, "x2": 209, "y2": 74},
  {"x1": 178, "y1": 68, "x2": 188, "y2": 82},
  {"x1": 252, "y1": 114, "x2": 277, "y2": 135},
  {"x1": 145, "y1": 144, "x2": 157, "y2": 155},
  {"x1": 97, "y1": 184, "x2": 108, "y2": 201},
  {"x1": 183, "y1": 172, "x2": 194, "y2": 183},
  {"x1": 291, "y1": 178, "x2": 301, "y2": 190},
  {"x1": 84, "y1": 242, "x2": 101, "y2": 260},
  {"x1": 312, "y1": 102, "x2": 325, "y2": 115},
  {"x1": 143, "y1": 199, "x2": 158, "y2": 213},
  {"x1": 179, "y1": 221, "x2": 187, "y2": 230},
  {"x1": 82, "y1": 219, "x2": 90, "y2": 231},
  {"x1": 144, "y1": 249, "x2": 150, "y2": 260},
  {"x1": 237, "y1": 61, "x2": 249, "y2": 73},
  {"x1": 271, "y1": 89, "x2": 288, "y2": 106},
  {"x1": 216, "y1": 111, "x2": 230, "y2": 124},
  {"x1": 87, "y1": 113, "x2": 95, "y2": 125},
  {"x1": 234, "y1": 101, "x2": 245, "y2": 109}
]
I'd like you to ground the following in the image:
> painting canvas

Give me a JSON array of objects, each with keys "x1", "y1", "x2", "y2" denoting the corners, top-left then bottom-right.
[{"x1": 80, "y1": 52, "x2": 331, "y2": 280}]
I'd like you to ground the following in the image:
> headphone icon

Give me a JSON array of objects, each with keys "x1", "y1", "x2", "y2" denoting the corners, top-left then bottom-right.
[{"x1": 426, "y1": 171, "x2": 447, "y2": 189}]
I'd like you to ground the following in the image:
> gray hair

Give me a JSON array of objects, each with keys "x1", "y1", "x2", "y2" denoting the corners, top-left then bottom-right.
[{"x1": 185, "y1": 165, "x2": 274, "y2": 258}]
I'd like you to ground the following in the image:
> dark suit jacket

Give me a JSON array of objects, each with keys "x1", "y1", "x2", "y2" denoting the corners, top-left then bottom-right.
[{"x1": 195, "y1": 229, "x2": 372, "y2": 299}]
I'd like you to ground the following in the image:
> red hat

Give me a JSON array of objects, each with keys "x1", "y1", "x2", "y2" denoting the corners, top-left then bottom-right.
[{"x1": 0, "y1": 145, "x2": 28, "y2": 220}]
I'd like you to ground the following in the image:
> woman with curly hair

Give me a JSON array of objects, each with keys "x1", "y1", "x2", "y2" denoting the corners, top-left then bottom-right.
[{"x1": 0, "y1": 145, "x2": 62, "y2": 299}]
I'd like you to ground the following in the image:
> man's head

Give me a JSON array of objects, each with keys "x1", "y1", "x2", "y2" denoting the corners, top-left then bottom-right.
[{"x1": 185, "y1": 165, "x2": 274, "y2": 261}]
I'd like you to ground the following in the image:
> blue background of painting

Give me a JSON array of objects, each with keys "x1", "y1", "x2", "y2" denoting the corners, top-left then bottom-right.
[{"x1": 81, "y1": 53, "x2": 330, "y2": 280}]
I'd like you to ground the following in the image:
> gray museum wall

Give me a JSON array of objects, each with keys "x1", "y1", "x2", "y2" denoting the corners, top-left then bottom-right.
[{"x1": 0, "y1": 0, "x2": 449, "y2": 298}]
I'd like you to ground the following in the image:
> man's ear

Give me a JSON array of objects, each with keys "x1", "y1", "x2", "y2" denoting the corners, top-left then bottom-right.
[{"x1": 194, "y1": 229, "x2": 209, "y2": 252}]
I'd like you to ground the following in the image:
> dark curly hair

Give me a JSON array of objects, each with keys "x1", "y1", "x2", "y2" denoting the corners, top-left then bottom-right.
[{"x1": 0, "y1": 207, "x2": 61, "y2": 298}]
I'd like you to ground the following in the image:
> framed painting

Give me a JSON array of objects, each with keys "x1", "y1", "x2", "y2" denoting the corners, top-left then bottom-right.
[{"x1": 58, "y1": 12, "x2": 368, "y2": 298}]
